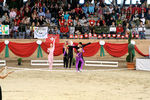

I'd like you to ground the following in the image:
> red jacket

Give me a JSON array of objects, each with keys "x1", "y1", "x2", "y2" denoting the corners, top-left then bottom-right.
[
  {"x1": 75, "y1": 7, "x2": 82, "y2": 14},
  {"x1": 116, "y1": 26, "x2": 124, "y2": 34},
  {"x1": 59, "y1": 19, "x2": 65, "y2": 26},
  {"x1": 89, "y1": 20, "x2": 95, "y2": 26},
  {"x1": 60, "y1": 26, "x2": 69, "y2": 33}
]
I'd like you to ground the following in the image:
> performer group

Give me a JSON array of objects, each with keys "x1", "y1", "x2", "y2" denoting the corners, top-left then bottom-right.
[{"x1": 47, "y1": 38, "x2": 91, "y2": 72}]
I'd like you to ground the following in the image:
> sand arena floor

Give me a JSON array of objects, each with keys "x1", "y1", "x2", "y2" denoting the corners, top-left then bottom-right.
[{"x1": 0, "y1": 66, "x2": 150, "y2": 100}]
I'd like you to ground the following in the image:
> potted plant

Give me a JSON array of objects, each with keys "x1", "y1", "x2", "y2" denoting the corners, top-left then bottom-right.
[
  {"x1": 17, "y1": 58, "x2": 22, "y2": 65},
  {"x1": 126, "y1": 31, "x2": 135, "y2": 70}
]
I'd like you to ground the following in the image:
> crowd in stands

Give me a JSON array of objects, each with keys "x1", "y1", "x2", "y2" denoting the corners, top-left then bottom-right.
[{"x1": 0, "y1": 0, "x2": 150, "y2": 39}]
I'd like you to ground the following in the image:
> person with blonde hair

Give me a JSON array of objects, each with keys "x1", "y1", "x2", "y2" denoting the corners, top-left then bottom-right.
[
  {"x1": 47, "y1": 38, "x2": 56, "y2": 70},
  {"x1": 0, "y1": 66, "x2": 13, "y2": 100}
]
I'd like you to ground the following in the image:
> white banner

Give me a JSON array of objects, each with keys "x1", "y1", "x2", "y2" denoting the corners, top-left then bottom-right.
[
  {"x1": 136, "y1": 58, "x2": 150, "y2": 71},
  {"x1": 0, "y1": 25, "x2": 9, "y2": 35},
  {"x1": 34, "y1": 27, "x2": 48, "y2": 39}
]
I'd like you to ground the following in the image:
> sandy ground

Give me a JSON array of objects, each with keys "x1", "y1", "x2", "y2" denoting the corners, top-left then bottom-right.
[{"x1": 0, "y1": 66, "x2": 150, "y2": 100}]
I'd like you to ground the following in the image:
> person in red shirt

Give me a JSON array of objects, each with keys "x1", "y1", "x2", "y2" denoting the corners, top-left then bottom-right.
[
  {"x1": 89, "y1": 16, "x2": 95, "y2": 34},
  {"x1": 116, "y1": 24, "x2": 124, "y2": 35},
  {"x1": 75, "y1": 4, "x2": 82, "y2": 14},
  {"x1": 89, "y1": 16, "x2": 95, "y2": 26},
  {"x1": 60, "y1": 22, "x2": 69, "y2": 39},
  {"x1": 127, "y1": 5, "x2": 134, "y2": 15},
  {"x1": 67, "y1": 16, "x2": 73, "y2": 26},
  {"x1": 14, "y1": 16, "x2": 21, "y2": 26},
  {"x1": 59, "y1": 16, "x2": 65, "y2": 26}
]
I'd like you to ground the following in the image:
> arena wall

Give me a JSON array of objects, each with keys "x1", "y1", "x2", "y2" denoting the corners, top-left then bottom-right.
[{"x1": 0, "y1": 39, "x2": 149, "y2": 62}]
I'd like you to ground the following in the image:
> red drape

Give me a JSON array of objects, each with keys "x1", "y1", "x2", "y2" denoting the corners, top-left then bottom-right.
[
  {"x1": 41, "y1": 42, "x2": 64, "y2": 56},
  {"x1": 104, "y1": 43, "x2": 128, "y2": 57},
  {"x1": 8, "y1": 42, "x2": 38, "y2": 57},
  {"x1": 0, "y1": 42, "x2": 5, "y2": 53},
  {"x1": 135, "y1": 45, "x2": 149, "y2": 56},
  {"x1": 73, "y1": 42, "x2": 100, "y2": 57}
]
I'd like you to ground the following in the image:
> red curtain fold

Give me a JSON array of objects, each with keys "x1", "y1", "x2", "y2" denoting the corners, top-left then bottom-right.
[
  {"x1": 0, "y1": 42, "x2": 5, "y2": 53},
  {"x1": 41, "y1": 42, "x2": 64, "y2": 56},
  {"x1": 135, "y1": 45, "x2": 149, "y2": 56},
  {"x1": 104, "y1": 43, "x2": 128, "y2": 57},
  {"x1": 73, "y1": 42, "x2": 100, "y2": 57},
  {"x1": 8, "y1": 42, "x2": 38, "y2": 57}
]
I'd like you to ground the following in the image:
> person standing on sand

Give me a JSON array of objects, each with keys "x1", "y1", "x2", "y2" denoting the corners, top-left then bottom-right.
[
  {"x1": 47, "y1": 38, "x2": 56, "y2": 70},
  {"x1": 63, "y1": 41, "x2": 69, "y2": 69},
  {"x1": 0, "y1": 66, "x2": 13, "y2": 100}
]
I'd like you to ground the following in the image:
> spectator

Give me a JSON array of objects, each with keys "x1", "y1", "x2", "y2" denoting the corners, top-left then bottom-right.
[
  {"x1": 64, "y1": 11, "x2": 69, "y2": 20},
  {"x1": 89, "y1": 3, "x2": 94, "y2": 15},
  {"x1": 109, "y1": 17, "x2": 115, "y2": 26},
  {"x1": 67, "y1": 16, "x2": 73, "y2": 26},
  {"x1": 69, "y1": 23, "x2": 75, "y2": 35},
  {"x1": 52, "y1": 27, "x2": 60, "y2": 34},
  {"x1": 82, "y1": 4, "x2": 88, "y2": 17},
  {"x1": 89, "y1": 16, "x2": 95, "y2": 26},
  {"x1": 38, "y1": 8, "x2": 45, "y2": 17},
  {"x1": 116, "y1": 16, "x2": 123, "y2": 26},
  {"x1": 109, "y1": 5, "x2": 114, "y2": 14},
  {"x1": 24, "y1": 7, "x2": 31, "y2": 18},
  {"x1": 97, "y1": 6, "x2": 103, "y2": 18},
  {"x1": 80, "y1": 16, "x2": 87, "y2": 26},
  {"x1": 139, "y1": 9, "x2": 146, "y2": 24},
  {"x1": 1, "y1": 12, "x2": 8, "y2": 22},
  {"x1": 60, "y1": 22, "x2": 69, "y2": 39},
  {"x1": 42, "y1": 3, "x2": 47, "y2": 13},
  {"x1": 30, "y1": 15, "x2": 37, "y2": 25},
  {"x1": 9, "y1": 8, "x2": 17, "y2": 20},
  {"x1": 75, "y1": 4, "x2": 81, "y2": 14},
  {"x1": 125, "y1": 23, "x2": 130, "y2": 35},
  {"x1": 82, "y1": 22, "x2": 89, "y2": 34},
  {"x1": 97, "y1": 15, "x2": 105, "y2": 26},
  {"x1": 65, "y1": 4, "x2": 72, "y2": 12},
  {"x1": 59, "y1": 16, "x2": 65, "y2": 26},
  {"x1": 75, "y1": 22, "x2": 82, "y2": 35},
  {"x1": 132, "y1": 10, "x2": 140, "y2": 27},
  {"x1": 109, "y1": 22, "x2": 116, "y2": 35},
  {"x1": 95, "y1": 23, "x2": 102, "y2": 35},
  {"x1": 132, "y1": 25, "x2": 138, "y2": 37},
  {"x1": 38, "y1": 16, "x2": 45, "y2": 26},
  {"x1": 70, "y1": 9, "x2": 76, "y2": 20},
  {"x1": 45, "y1": 10, "x2": 51, "y2": 23},
  {"x1": 26, "y1": 26, "x2": 31, "y2": 39},
  {"x1": 2, "y1": 16, "x2": 10, "y2": 25},
  {"x1": 17, "y1": 7, "x2": 24, "y2": 19},
  {"x1": 89, "y1": 16, "x2": 95, "y2": 34},
  {"x1": 116, "y1": 24, "x2": 124, "y2": 35},
  {"x1": 2, "y1": 3, "x2": 9, "y2": 14},
  {"x1": 31, "y1": 3, "x2": 39, "y2": 13},
  {"x1": 12, "y1": 21, "x2": 19, "y2": 38},
  {"x1": 79, "y1": 10, "x2": 86, "y2": 19},
  {"x1": 74, "y1": 16, "x2": 79, "y2": 26},
  {"x1": 138, "y1": 22, "x2": 146, "y2": 39},
  {"x1": 14, "y1": 16, "x2": 21, "y2": 26}
]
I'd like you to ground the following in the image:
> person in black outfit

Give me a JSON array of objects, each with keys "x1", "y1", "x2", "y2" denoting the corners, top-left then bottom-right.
[
  {"x1": 68, "y1": 41, "x2": 91, "y2": 69},
  {"x1": 63, "y1": 41, "x2": 69, "y2": 68}
]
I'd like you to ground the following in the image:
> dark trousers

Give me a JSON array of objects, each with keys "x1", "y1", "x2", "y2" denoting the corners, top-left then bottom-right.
[
  {"x1": 63, "y1": 56, "x2": 68, "y2": 68},
  {"x1": 68, "y1": 56, "x2": 73, "y2": 68},
  {"x1": 0, "y1": 86, "x2": 2, "y2": 100}
]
